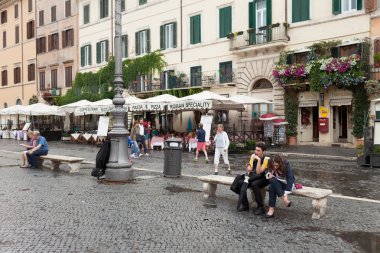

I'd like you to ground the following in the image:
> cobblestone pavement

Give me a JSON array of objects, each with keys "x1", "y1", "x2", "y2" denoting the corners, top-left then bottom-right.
[{"x1": 0, "y1": 140, "x2": 379, "y2": 252}]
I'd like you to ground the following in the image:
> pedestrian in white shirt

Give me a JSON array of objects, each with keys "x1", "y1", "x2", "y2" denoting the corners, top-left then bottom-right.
[{"x1": 213, "y1": 124, "x2": 230, "y2": 175}]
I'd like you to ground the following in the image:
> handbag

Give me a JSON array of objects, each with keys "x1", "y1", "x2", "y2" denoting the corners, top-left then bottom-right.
[{"x1": 230, "y1": 174, "x2": 244, "y2": 194}]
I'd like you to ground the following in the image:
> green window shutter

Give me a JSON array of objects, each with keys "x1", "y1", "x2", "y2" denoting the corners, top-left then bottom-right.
[
  {"x1": 160, "y1": 25, "x2": 164, "y2": 50},
  {"x1": 249, "y1": 2, "x2": 256, "y2": 44},
  {"x1": 190, "y1": 16, "x2": 194, "y2": 44},
  {"x1": 96, "y1": 42, "x2": 101, "y2": 63},
  {"x1": 147, "y1": 29, "x2": 150, "y2": 53},
  {"x1": 173, "y1": 22, "x2": 177, "y2": 48},
  {"x1": 292, "y1": 0, "x2": 299, "y2": 23},
  {"x1": 249, "y1": 2, "x2": 254, "y2": 28},
  {"x1": 219, "y1": 6, "x2": 231, "y2": 38},
  {"x1": 219, "y1": 8, "x2": 224, "y2": 38},
  {"x1": 123, "y1": 35, "x2": 128, "y2": 57},
  {"x1": 305, "y1": 0, "x2": 310, "y2": 20},
  {"x1": 121, "y1": 0, "x2": 125, "y2": 12},
  {"x1": 266, "y1": 0, "x2": 272, "y2": 25},
  {"x1": 88, "y1": 45, "x2": 92, "y2": 65},
  {"x1": 80, "y1": 46, "x2": 85, "y2": 67},
  {"x1": 190, "y1": 15, "x2": 201, "y2": 44},
  {"x1": 105, "y1": 40, "x2": 109, "y2": 61},
  {"x1": 376, "y1": 111, "x2": 380, "y2": 119},
  {"x1": 84, "y1": 5, "x2": 89, "y2": 24},
  {"x1": 105, "y1": 0, "x2": 109, "y2": 17},
  {"x1": 135, "y1": 32, "x2": 139, "y2": 55},
  {"x1": 332, "y1": 0, "x2": 341, "y2": 15},
  {"x1": 357, "y1": 0, "x2": 363, "y2": 10}
]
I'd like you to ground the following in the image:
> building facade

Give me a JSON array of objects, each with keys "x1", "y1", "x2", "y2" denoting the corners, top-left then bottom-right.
[
  {"x1": 36, "y1": 0, "x2": 78, "y2": 103},
  {"x1": 76, "y1": 0, "x2": 380, "y2": 144},
  {"x1": 0, "y1": 0, "x2": 36, "y2": 109}
]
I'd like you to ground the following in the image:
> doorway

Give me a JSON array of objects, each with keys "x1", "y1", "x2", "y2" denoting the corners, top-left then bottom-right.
[
  {"x1": 339, "y1": 105, "x2": 348, "y2": 139},
  {"x1": 312, "y1": 106, "x2": 319, "y2": 141}
]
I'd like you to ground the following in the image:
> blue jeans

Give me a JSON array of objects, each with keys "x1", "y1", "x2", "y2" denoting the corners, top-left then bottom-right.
[
  {"x1": 268, "y1": 178, "x2": 286, "y2": 207},
  {"x1": 130, "y1": 141, "x2": 141, "y2": 157},
  {"x1": 27, "y1": 150, "x2": 48, "y2": 167}
]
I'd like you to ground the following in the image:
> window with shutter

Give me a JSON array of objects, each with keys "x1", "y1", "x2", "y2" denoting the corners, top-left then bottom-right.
[
  {"x1": 139, "y1": 0, "x2": 147, "y2": 5},
  {"x1": 28, "y1": 64, "x2": 35, "y2": 81},
  {"x1": 161, "y1": 22, "x2": 177, "y2": 50},
  {"x1": 51, "y1": 69, "x2": 57, "y2": 88},
  {"x1": 292, "y1": 0, "x2": 310, "y2": 23},
  {"x1": 27, "y1": 21, "x2": 35, "y2": 39},
  {"x1": 83, "y1": 5, "x2": 90, "y2": 24},
  {"x1": 39, "y1": 10, "x2": 44, "y2": 26},
  {"x1": 100, "y1": 0, "x2": 109, "y2": 19},
  {"x1": 15, "y1": 26, "x2": 19, "y2": 44},
  {"x1": 219, "y1": 61, "x2": 232, "y2": 83},
  {"x1": 51, "y1": 6, "x2": 56, "y2": 22},
  {"x1": 2, "y1": 70, "x2": 7, "y2": 86},
  {"x1": 340, "y1": 0, "x2": 361, "y2": 13},
  {"x1": 137, "y1": 30, "x2": 149, "y2": 55},
  {"x1": 1, "y1": 11, "x2": 7, "y2": 24},
  {"x1": 3, "y1": 31, "x2": 6, "y2": 48},
  {"x1": 14, "y1": 4, "x2": 18, "y2": 19},
  {"x1": 190, "y1": 66, "x2": 202, "y2": 86},
  {"x1": 28, "y1": 0, "x2": 33, "y2": 12},
  {"x1": 80, "y1": 46, "x2": 85, "y2": 67},
  {"x1": 14, "y1": 67, "x2": 21, "y2": 84},
  {"x1": 96, "y1": 42, "x2": 101, "y2": 63},
  {"x1": 219, "y1": 6, "x2": 232, "y2": 38},
  {"x1": 65, "y1": 0, "x2": 71, "y2": 17},
  {"x1": 121, "y1": 0, "x2": 126, "y2": 11},
  {"x1": 39, "y1": 71, "x2": 45, "y2": 90},
  {"x1": 65, "y1": 66, "x2": 72, "y2": 87},
  {"x1": 122, "y1": 35, "x2": 128, "y2": 58},
  {"x1": 190, "y1": 15, "x2": 201, "y2": 44}
]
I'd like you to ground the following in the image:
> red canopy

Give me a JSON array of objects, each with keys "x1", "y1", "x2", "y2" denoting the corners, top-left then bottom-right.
[{"x1": 259, "y1": 113, "x2": 278, "y2": 121}]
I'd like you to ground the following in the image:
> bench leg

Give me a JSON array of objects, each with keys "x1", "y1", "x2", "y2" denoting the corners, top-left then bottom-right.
[
  {"x1": 50, "y1": 161, "x2": 61, "y2": 171},
  {"x1": 250, "y1": 188, "x2": 267, "y2": 208},
  {"x1": 68, "y1": 162, "x2": 81, "y2": 173},
  {"x1": 312, "y1": 198, "x2": 327, "y2": 219},
  {"x1": 37, "y1": 158, "x2": 44, "y2": 168},
  {"x1": 203, "y1": 183, "x2": 217, "y2": 199}
]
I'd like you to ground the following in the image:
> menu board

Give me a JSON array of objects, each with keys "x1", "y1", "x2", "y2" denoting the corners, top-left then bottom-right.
[
  {"x1": 97, "y1": 116, "x2": 110, "y2": 137},
  {"x1": 263, "y1": 121, "x2": 274, "y2": 138}
]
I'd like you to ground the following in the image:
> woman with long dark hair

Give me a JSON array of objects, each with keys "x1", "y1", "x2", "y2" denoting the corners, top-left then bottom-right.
[{"x1": 265, "y1": 155, "x2": 295, "y2": 218}]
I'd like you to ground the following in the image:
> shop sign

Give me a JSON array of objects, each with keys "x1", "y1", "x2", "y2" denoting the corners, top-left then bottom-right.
[
  {"x1": 168, "y1": 100, "x2": 212, "y2": 111},
  {"x1": 319, "y1": 106, "x2": 329, "y2": 118}
]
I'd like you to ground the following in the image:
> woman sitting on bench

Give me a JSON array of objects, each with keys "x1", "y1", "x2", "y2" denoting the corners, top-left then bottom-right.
[{"x1": 265, "y1": 155, "x2": 295, "y2": 219}]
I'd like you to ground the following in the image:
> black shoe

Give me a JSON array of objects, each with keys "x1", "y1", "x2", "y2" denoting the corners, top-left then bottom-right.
[
  {"x1": 254, "y1": 206, "x2": 266, "y2": 215},
  {"x1": 287, "y1": 201, "x2": 292, "y2": 207},
  {"x1": 264, "y1": 213, "x2": 275, "y2": 219},
  {"x1": 213, "y1": 172, "x2": 218, "y2": 175},
  {"x1": 29, "y1": 166, "x2": 37, "y2": 169},
  {"x1": 237, "y1": 206, "x2": 249, "y2": 212}
]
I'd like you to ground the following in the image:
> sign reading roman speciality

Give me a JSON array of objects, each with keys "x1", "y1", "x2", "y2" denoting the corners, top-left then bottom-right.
[
  {"x1": 168, "y1": 100, "x2": 212, "y2": 111},
  {"x1": 97, "y1": 116, "x2": 110, "y2": 137}
]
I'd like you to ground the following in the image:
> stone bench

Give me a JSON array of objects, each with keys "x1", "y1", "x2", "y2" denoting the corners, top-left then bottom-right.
[
  {"x1": 198, "y1": 175, "x2": 333, "y2": 219},
  {"x1": 38, "y1": 155, "x2": 85, "y2": 173}
]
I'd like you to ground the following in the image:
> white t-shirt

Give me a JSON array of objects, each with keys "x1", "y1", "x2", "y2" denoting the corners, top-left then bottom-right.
[{"x1": 139, "y1": 124, "x2": 144, "y2": 135}]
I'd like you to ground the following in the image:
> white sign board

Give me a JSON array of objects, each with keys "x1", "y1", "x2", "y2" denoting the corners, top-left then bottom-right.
[
  {"x1": 200, "y1": 115, "x2": 213, "y2": 142},
  {"x1": 128, "y1": 103, "x2": 164, "y2": 112},
  {"x1": 97, "y1": 116, "x2": 110, "y2": 137},
  {"x1": 374, "y1": 121, "x2": 380, "y2": 145},
  {"x1": 22, "y1": 122, "x2": 31, "y2": 131},
  {"x1": 74, "y1": 107, "x2": 112, "y2": 116},
  {"x1": 168, "y1": 100, "x2": 213, "y2": 111}
]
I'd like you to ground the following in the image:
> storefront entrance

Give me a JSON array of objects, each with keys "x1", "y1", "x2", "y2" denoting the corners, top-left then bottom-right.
[
  {"x1": 332, "y1": 105, "x2": 349, "y2": 142},
  {"x1": 300, "y1": 106, "x2": 319, "y2": 142}
]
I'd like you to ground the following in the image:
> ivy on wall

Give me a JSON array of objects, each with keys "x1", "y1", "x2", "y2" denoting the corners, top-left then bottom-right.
[
  {"x1": 284, "y1": 89, "x2": 298, "y2": 137},
  {"x1": 57, "y1": 51, "x2": 167, "y2": 106}
]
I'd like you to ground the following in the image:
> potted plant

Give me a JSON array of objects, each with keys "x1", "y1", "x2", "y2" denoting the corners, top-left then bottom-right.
[
  {"x1": 370, "y1": 145, "x2": 380, "y2": 168},
  {"x1": 244, "y1": 140, "x2": 256, "y2": 150},
  {"x1": 374, "y1": 52, "x2": 380, "y2": 68},
  {"x1": 61, "y1": 132, "x2": 71, "y2": 141}
]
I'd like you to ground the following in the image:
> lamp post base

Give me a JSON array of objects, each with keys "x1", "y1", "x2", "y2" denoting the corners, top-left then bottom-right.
[{"x1": 105, "y1": 166, "x2": 134, "y2": 182}]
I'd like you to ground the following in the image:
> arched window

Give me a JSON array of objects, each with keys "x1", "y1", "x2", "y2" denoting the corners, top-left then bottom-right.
[
  {"x1": 252, "y1": 78, "x2": 273, "y2": 90},
  {"x1": 3, "y1": 102, "x2": 7, "y2": 108},
  {"x1": 16, "y1": 99, "x2": 22, "y2": 105}
]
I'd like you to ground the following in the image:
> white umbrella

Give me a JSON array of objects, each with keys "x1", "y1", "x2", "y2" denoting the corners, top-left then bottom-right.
[
  {"x1": 0, "y1": 105, "x2": 28, "y2": 115},
  {"x1": 26, "y1": 103, "x2": 64, "y2": 116},
  {"x1": 177, "y1": 91, "x2": 230, "y2": 102},
  {"x1": 74, "y1": 99, "x2": 114, "y2": 116},
  {"x1": 144, "y1": 94, "x2": 180, "y2": 103},
  {"x1": 60, "y1": 99, "x2": 93, "y2": 113},
  {"x1": 229, "y1": 94, "x2": 273, "y2": 104}
]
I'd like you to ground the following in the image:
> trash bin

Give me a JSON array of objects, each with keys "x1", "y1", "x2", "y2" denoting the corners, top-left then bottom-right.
[{"x1": 163, "y1": 138, "x2": 183, "y2": 177}]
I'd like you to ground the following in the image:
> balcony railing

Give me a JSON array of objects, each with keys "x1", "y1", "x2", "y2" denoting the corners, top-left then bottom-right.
[
  {"x1": 230, "y1": 23, "x2": 288, "y2": 51},
  {"x1": 128, "y1": 69, "x2": 238, "y2": 94},
  {"x1": 41, "y1": 88, "x2": 62, "y2": 98}
]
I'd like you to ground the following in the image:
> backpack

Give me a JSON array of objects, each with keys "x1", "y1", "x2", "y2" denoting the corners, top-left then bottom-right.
[{"x1": 91, "y1": 140, "x2": 111, "y2": 179}]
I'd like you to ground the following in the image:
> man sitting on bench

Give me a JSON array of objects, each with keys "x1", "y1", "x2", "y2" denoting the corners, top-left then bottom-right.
[
  {"x1": 26, "y1": 131, "x2": 49, "y2": 169},
  {"x1": 232, "y1": 142, "x2": 269, "y2": 214}
]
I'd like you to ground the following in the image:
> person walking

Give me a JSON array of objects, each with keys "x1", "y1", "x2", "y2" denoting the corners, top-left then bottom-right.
[
  {"x1": 137, "y1": 118, "x2": 149, "y2": 156},
  {"x1": 130, "y1": 121, "x2": 142, "y2": 158},
  {"x1": 265, "y1": 155, "x2": 295, "y2": 219},
  {"x1": 26, "y1": 131, "x2": 49, "y2": 169},
  {"x1": 194, "y1": 123, "x2": 209, "y2": 163},
  {"x1": 213, "y1": 124, "x2": 230, "y2": 175}
]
